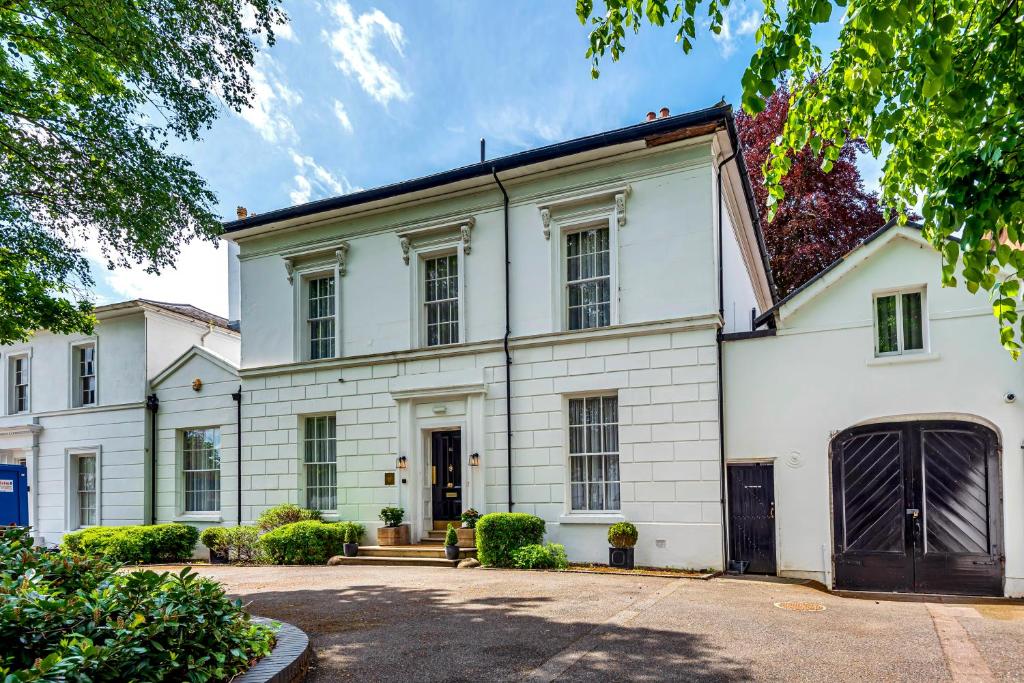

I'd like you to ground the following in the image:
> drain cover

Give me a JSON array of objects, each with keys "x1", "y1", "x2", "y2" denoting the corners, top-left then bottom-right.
[{"x1": 774, "y1": 601, "x2": 826, "y2": 612}]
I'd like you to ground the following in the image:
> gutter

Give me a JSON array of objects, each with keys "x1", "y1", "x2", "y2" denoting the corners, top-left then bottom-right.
[
  {"x1": 716, "y1": 150, "x2": 737, "y2": 572},
  {"x1": 231, "y1": 386, "x2": 242, "y2": 526},
  {"x1": 492, "y1": 168, "x2": 514, "y2": 512},
  {"x1": 146, "y1": 393, "x2": 159, "y2": 525}
]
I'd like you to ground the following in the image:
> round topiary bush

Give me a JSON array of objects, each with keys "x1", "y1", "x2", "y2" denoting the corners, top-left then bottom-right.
[
  {"x1": 607, "y1": 522, "x2": 638, "y2": 549},
  {"x1": 256, "y1": 503, "x2": 322, "y2": 532},
  {"x1": 475, "y1": 512, "x2": 546, "y2": 567},
  {"x1": 260, "y1": 521, "x2": 365, "y2": 565}
]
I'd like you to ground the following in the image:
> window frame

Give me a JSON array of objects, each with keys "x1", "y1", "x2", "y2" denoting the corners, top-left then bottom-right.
[
  {"x1": 299, "y1": 414, "x2": 338, "y2": 515},
  {"x1": 69, "y1": 339, "x2": 98, "y2": 408},
  {"x1": 292, "y1": 262, "x2": 342, "y2": 362},
  {"x1": 65, "y1": 447, "x2": 101, "y2": 530},
  {"x1": 563, "y1": 392, "x2": 621, "y2": 514},
  {"x1": 305, "y1": 274, "x2": 337, "y2": 361},
  {"x1": 550, "y1": 209, "x2": 619, "y2": 333},
  {"x1": 7, "y1": 352, "x2": 30, "y2": 415},
  {"x1": 872, "y1": 286, "x2": 927, "y2": 357},
  {"x1": 179, "y1": 427, "x2": 222, "y2": 515},
  {"x1": 410, "y1": 240, "x2": 466, "y2": 349}
]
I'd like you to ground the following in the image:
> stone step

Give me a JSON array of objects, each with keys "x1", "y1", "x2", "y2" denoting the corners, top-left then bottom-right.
[
  {"x1": 330, "y1": 555, "x2": 459, "y2": 568},
  {"x1": 432, "y1": 519, "x2": 460, "y2": 531},
  {"x1": 357, "y1": 545, "x2": 477, "y2": 559}
]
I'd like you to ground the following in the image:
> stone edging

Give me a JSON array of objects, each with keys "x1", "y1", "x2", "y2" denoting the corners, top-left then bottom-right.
[{"x1": 236, "y1": 617, "x2": 311, "y2": 683}]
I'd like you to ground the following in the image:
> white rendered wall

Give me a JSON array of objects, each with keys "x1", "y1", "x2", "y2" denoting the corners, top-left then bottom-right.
[{"x1": 724, "y1": 234, "x2": 1024, "y2": 596}]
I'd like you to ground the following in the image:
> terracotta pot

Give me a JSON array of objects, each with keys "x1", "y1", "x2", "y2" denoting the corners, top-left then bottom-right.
[
  {"x1": 455, "y1": 527, "x2": 475, "y2": 548},
  {"x1": 377, "y1": 524, "x2": 410, "y2": 546}
]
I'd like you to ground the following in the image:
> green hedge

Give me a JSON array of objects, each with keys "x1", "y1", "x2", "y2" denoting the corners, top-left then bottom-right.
[
  {"x1": 511, "y1": 543, "x2": 568, "y2": 570},
  {"x1": 260, "y1": 520, "x2": 365, "y2": 565},
  {"x1": 63, "y1": 523, "x2": 199, "y2": 564},
  {"x1": 1, "y1": 526, "x2": 274, "y2": 681},
  {"x1": 200, "y1": 526, "x2": 264, "y2": 564},
  {"x1": 475, "y1": 513, "x2": 546, "y2": 567},
  {"x1": 256, "y1": 503, "x2": 322, "y2": 531}
]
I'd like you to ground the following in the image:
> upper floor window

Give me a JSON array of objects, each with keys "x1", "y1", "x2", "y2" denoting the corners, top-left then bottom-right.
[
  {"x1": 566, "y1": 227, "x2": 612, "y2": 331},
  {"x1": 303, "y1": 415, "x2": 336, "y2": 512},
  {"x1": 424, "y1": 253, "x2": 459, "y2": 346},
  {"x1": 568, "y1": 396, "x2": 620, "y2": 512},
  {"x1": 72, "y1": 342, "x2": 96, "y2": 407},
  {"x1": 8, "y1": 355, "x2": 28, "y2": 414},
  {"x1": 307, "y1": 275, "x2": 336, "y2": 360},
  {"x1": 875, "y1": 289, "x2": 925, "y2": 356},
  {"x1": 182, "y1": 428, "x2": 220, "y2": 513}
]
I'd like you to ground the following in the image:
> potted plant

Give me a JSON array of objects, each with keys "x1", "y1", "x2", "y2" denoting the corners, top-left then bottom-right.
[
  {"x1": 377, "y1": 506, "x2": 409, "y2": 546},
  {"x1": 343, "y1": 524, "x2": 359, "y2": 557},
  {"x1": 444, "y1": 523, "x2": 460, "y2": 561},
  {"x1": 607, "y1": 521, "x2": 638, "y2": 570},
  {"x1": 457, "y1": 508, "x2": 480, "y2": 547}
]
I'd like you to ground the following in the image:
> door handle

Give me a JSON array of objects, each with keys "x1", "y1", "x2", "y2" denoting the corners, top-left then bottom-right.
[
  {"x1": 432, "y1": 466, "x2": 436, "y2": 485},
  {"x1": 768, "y1": 503, "x2": 775, "y2": 519},
  {"x1": 906, "y1": 508, "x2": 920, "y2": 519}
]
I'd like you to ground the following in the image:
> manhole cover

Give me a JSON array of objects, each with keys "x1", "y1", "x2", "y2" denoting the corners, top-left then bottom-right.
[{"x1": 774, "y1": 601, "x2": 826, "y2": 612}]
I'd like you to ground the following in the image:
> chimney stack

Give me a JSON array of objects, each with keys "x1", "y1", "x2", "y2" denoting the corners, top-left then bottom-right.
[
  {"x1": 659, "y1": 107, "x2": 670, "y2": 118},
  {"x1": 645, "y1": 111, "x2": 657, "y2": 122},
  {"x1": 236, "y1": 206, "x2": 248, "y2": 220}
]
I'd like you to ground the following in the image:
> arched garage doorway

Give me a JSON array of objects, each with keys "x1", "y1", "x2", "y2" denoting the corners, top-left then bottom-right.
[{"x1": 831, "y1": 420, "x2": 1003, "y2": 596}]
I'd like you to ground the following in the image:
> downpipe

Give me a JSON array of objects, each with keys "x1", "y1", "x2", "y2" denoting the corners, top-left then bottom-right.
[
  {"x1": 716, "y1": 150, "x2": 736, "y2": 572},
  {"x1": 232, "y1": 386, "x2": 242, "y2": 526},
  {"x1": 146, "y1": 393, "x2": 159, "y2": 525},
  {"x1": 492, "y1": 168, "x2": 514, "y2": 512}
]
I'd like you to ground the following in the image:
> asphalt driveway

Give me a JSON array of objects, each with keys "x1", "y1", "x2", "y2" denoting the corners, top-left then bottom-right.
[{"x1": 180, "y1": 565, "x2": 1024, "y2": 682}]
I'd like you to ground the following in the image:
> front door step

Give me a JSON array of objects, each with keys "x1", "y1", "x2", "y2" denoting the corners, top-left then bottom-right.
[
  {"x1": 358, "y1": 545, "x2": 477, "y2": 559},
  {"x1": 330, "y1": 555, "x2": 460, "y2": 568}
]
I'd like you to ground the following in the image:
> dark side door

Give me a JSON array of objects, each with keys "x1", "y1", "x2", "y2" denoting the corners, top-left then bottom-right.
[
  {"x1": 0, "y1": 464, "x2": 29, "y2": 527},
  {"x1": 728, "y1": 463, "x2": 777, "y2": 574},
  {"x1": 431, "y1": 430, "x2": 462, "y2": 521},
  {"x1": 832, "y1": 421, "x2": 1002, "y2": 596}
]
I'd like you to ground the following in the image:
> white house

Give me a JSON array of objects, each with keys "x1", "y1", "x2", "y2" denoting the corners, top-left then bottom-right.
[
  {"x1": 221, "y1": 104, "x2": 774, "y2": 571},
  {"x1": 0, "y1": 299, "x2": 240, "y2": 544},
  {"x1": 724, "y1": 222, "x2": 1023, "y2": 597}
]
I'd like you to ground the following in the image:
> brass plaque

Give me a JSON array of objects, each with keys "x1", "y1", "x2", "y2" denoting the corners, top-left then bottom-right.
[
  {"x1": 384, "y1": 472, "x2": 395, "y2": 486},
  {"x1": 445, "y1": 492, "x2": 458, "y2": 498}
]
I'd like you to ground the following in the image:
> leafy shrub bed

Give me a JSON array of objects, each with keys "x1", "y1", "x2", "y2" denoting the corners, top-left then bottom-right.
[
  {"x1": 200, "y1": 526, "x2": 265, "y2": 564},
  {"x1": 475, "y1": 513, "x2": 546, "y2": 567},
  {"x1": 256, "y1": 503, "x2": 322, "y2": 531},
  {"x1": 511, "y1": 543, "x2": 568, "y2": 569},
  {"x1": 260, "y1": 520, "x2": 365, "y2": 565},
  {"x1": 63, "y1": 523, "x2": 199, "y2": 564},
  {"x1": 1, "y1": 526, "x2": 274, "y2": 681}
]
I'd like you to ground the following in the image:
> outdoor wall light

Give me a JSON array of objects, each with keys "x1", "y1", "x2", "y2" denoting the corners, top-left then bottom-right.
[
  {"x1": 469, "y1": 452, "x2": 480, "y2": 467},
  {"x1": 396, "y1": 455, "x2": 408, "y2": 470}
]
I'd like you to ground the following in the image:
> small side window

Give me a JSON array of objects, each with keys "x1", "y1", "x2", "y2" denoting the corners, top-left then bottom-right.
[
  {"x1": 874, "y1": 289, "x2": 925, "y2": 356},
  {"x1": 72, "y1": 342, "x2": 97, "y2": 407}
]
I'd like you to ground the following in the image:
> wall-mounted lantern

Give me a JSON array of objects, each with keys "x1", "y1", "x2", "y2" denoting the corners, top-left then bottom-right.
[
  {"x1": 396, "y1": 455, "x2": 408, "y2": 470},
  {"x1": 469, "y1": 452, "x2": 480, "y2": 467}
]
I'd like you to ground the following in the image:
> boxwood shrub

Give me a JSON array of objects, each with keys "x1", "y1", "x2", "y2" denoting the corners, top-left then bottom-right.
[
  {"x1": 63, "y1": 523, "x2": 199, "y2": 564},
  {"x1": 260, "y1": 520, "x2": 365, "y2": 565},
  {"x1": 0, "y1": 526, "x2": 274, "y2": 681},
  {"x1": 511, "y1": 543, "x2": 568, "y2": 570},
  {"x1": 475, "y1": 513, "x2": 546, "y2": 567},
  {"x1": 200, "y1": 526, "x2": 265, "y2": 564},
  {"x1": 256, "y1": 503, "x2": 322, "y2": 531}
]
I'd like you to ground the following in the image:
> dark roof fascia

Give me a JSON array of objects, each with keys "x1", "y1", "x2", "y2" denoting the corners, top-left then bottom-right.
[
  {"x1": 222, "y1": 104, "x2": 735, "y2": 234},
  {"x1": 724, "y1": 114, "x2": 779, "y2": 304},
  {"x1": 753, "y1": 218, "x2": 924, "y2": 329},
  {"x1": 721, "y1": 328, "x2": 777, "y2": 342}
]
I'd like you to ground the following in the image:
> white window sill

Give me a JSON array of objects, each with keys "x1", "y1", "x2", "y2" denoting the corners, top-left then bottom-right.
[
  {"x1": 558, "y1": 513, "x2": 624, "y2": 525},
  {"x1": 866, "y1": 352, "x2": 940, "y2": 367},
  {"x1": 175, "y1": 514, "x2": 223, "y2": 523}
]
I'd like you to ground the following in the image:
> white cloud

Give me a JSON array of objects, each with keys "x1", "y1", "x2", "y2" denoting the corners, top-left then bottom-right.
[
  {"x1": 288, "y1": 150, "x2": 355, "y2": 205},
  {"x1": 480, "y1": 105, "x2": 567, "y2": 149},
  {"x1": 323, "y1": 0, "x2": 410, "y2": 106},
  {"x1": 237, "y1": 53, "x2": 302, "y2": 144},
  {"x1": 711, "y1": 3, "x2": 761, "y2": 58},
  {"x1": 275, "y1": 18, "x2": 298, "y2": 43},
  {"x1": 332, "y1": 99, "x2": 354, "y2": 134}
]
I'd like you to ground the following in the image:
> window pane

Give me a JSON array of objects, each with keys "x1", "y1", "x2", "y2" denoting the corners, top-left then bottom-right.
[
  {"x1": 304, "y1": 416, "x2": 337, "y2": 510},
  {"x1": 566, "y1": 227, "x2": 611, "y2": 331},
  {"x1": 77, "y1": 455, "x2": 97, "y2": 527},
  {"x1": 902, "y1": 292, "x2": 924, "y2": 350},
  {"x1": 876, "y1": 296, "x2": 898, "y2": 354},
  {"x1": 568, "y1": 396, "x2": 619, "y2": 511},
  {"x1": 308, "y1": 276, "x2": 336, "y2": 360},
  {"x1": 183, "y1": 428, "x2": 220, "y2": 513}
]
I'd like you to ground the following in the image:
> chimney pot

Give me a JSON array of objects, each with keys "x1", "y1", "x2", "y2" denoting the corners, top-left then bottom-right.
[
  {"x1": 236, "y1": 206, "x2": 248, "y2": 219},
  {"x1": 659, "y1": 107, "x2": 670, "y2": 118},
  {"x1": 645, "y1": 111, "x2": 657, "y2": 122}
]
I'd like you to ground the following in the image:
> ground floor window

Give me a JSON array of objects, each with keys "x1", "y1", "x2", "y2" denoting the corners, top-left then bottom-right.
[
  {"x1": 304, "y1": 415, "x2": 337, "y2": 511},
  {"x1": 568, "y1": 395, "x2": 620, "y2": 511},
  {"x1": 74, "y1": 452, "x2": 97, "y2": 527},
  {"x1": 182, "y1": 428, "x2": 221, "y2": 513}
]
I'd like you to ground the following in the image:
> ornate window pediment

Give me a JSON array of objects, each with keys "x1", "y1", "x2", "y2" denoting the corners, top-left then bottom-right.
[{"x1": 396, "y1": 216, "x2": 475, "y2": 264}]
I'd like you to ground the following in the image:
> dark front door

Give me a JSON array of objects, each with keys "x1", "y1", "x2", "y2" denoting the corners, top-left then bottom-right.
[
  {"x1": 431, "y1": 430, "x2": 462, "y2": 521},
  {"x1": 728, "y1": 463, "x2": 777, "y2": 574},
  {"x1": 832, "y1": 421, "x2": 1002, "y2": 596}
]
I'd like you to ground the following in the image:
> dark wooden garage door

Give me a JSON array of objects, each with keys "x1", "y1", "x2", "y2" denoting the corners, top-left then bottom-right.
[{"x1": 831, "y1": 421, "x2": 1002, "y2": 596}]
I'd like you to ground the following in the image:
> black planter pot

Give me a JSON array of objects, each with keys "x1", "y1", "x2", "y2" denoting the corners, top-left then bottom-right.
[
  {"x1": 209, "y1": 549, "x2": 229, "y2": 565},
  {"x1": 343, "y1": 543, "x2": 359, "y2": 558},
  {"x1": 608, "y1": 546, "x2": 635, "y2": 570},
  {"x1": 444, "y1": 545, "x2": 460, "y2": 561}
]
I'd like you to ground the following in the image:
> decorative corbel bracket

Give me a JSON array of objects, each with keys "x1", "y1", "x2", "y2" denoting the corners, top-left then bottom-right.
[
  {"x1": 399, "y1": 236, "x2": 411, "y2": 265},
  {"x1": 615, "y1": 192, "x2": 628, "y2": 228},
  {"x1": 460, "y1": 217, "x2": 475, "y2": 254},
  {"x1": 539, "y1": 208, "x2": 551, "y2": 240},
  {"x1": 335, "y1": 242, "x2": 350, "y2": 276},
  {"x1": 284, "y1": 258, "x2": 295, "y2": 284}
]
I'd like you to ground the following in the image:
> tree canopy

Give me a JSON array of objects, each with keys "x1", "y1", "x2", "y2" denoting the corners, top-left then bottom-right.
[
  {"x1": 736, "y1": 87, "x2": 885, "y2": 297},
  {"x1": 0, "y1": 0, "x2": 284, "y2": 344},
  {"x1": 578, "y1": 0, "x2": 1024, "y2": 355}
]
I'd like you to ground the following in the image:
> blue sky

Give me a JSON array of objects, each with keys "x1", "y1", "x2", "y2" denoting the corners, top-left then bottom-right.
[{"x1": 89, "y1": 0, "x2": 856, "y2": 316}]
